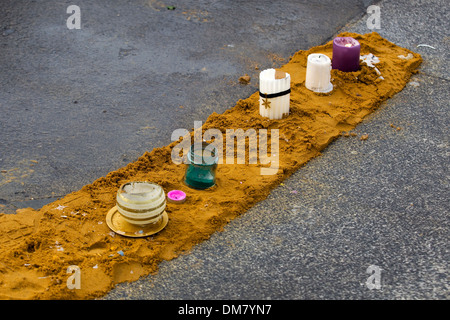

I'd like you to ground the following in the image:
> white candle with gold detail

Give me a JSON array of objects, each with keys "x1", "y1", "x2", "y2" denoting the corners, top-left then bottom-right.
[{"x1": 259, "y1": 68, "x2": 291, "y2": 120}]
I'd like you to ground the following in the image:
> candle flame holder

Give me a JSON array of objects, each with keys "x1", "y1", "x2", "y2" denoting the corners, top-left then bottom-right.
[
  {"x1": 305, "y1": 54, "x2": 333, "y2": 93},
  {"x1": 259, "y1": 68, "x2": 291, "y2": 119},
  {"x1": 332, "y1": 37, "x2": 361, "y2": 72},
  {"x1": 184, "y1": 142, "x2": 219, "y2": 190},
  {"x1": 106, "y1": 181, "x2": 169, "y2": 237}
]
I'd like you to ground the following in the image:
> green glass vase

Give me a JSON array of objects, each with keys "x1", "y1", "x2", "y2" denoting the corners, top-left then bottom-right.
[{"x1": 184, "y1": 142, "x2": 218, "y2": 190}]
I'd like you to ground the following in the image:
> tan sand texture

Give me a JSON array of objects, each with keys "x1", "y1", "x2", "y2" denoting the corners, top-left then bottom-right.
[{"x1": 0, "y1": 32, "x2": 422, "y2": 299}]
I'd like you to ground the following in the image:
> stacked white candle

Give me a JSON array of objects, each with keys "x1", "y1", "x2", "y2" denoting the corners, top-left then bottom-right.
[
  {"x1": 305, "y1": 53, "x2": 333, "y2": 93},
  {"x1": 259, "y1": 68, "x2": 291, "y2": 120}
]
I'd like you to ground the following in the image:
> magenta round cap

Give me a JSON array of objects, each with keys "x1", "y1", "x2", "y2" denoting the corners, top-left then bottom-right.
[
  {"x1": 332, "y1": 37, "x2": 361, "y2": 72},
  {"x1": 167, "y1": 190, "x2": 187, "y2": 203}
]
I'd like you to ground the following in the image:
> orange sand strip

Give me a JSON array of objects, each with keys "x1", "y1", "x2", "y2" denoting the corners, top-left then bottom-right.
[{"x1": 0, "y1": 32, "x2": 421, "y2": 299}]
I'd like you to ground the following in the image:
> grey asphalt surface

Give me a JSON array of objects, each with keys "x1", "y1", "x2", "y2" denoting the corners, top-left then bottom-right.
[
  {"x1": 0, "y1": 0, "x2": 374, "y2": 212},
  {"x1": 1, "y1": 0, "x2": 448, "y2": 300}
]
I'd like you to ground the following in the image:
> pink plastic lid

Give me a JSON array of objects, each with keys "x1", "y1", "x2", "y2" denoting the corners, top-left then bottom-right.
[{"x1": 167, "y1": 190, "x2": 187, "y2": 203}]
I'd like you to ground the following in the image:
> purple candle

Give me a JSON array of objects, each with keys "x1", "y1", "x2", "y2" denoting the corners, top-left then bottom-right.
[{"x1": 332, "y1": 37, "x2": 361, "y2": 72}]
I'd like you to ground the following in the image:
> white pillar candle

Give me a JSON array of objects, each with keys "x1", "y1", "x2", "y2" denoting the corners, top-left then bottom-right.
[
  {"x1": 305, "y1": 53, "x2": 333, "y2": 93},
  {"x1": 259, "y1": 68, "x2": 291, "y2": 120}
]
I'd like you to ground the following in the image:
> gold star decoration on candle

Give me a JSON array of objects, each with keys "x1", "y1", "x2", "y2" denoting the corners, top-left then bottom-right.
[{"x1": 262, "y1": 94, "x2": 271, "y2": 109}]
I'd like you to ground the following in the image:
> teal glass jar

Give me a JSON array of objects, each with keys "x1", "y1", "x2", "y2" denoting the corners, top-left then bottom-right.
[{"x1": 184, "y1": 142, "x2": 219, "y2": 190}]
